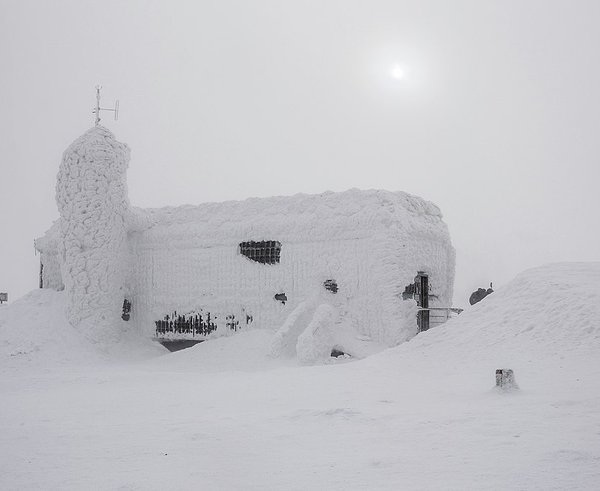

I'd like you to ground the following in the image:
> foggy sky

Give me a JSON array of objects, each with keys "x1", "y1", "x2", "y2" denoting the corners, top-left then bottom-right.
[{"x1": 1, "y1": 0, "x2": 599, "y2": 308}]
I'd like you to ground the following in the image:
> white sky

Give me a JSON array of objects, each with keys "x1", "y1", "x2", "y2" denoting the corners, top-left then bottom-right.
[{"x1": 1, "y1": 0, "x2": 599, "y2": 308}]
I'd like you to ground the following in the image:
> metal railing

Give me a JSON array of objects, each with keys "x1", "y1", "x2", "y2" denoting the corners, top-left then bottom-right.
[{"x1": 419, "y1": 307, "x2": 463, "y2": 327}]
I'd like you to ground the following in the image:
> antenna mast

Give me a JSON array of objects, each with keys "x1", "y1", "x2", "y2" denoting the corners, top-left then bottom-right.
[{"x1": 92, "y1": 85, "x2": 119, "y2": 126}]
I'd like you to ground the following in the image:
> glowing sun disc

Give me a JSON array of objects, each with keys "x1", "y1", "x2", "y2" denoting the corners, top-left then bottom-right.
[{"x1": 390, "y1": 64, "x2": 406, "y2": 80}]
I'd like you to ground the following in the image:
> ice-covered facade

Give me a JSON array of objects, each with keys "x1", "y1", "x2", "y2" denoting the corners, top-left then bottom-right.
[{"x1": 36, "y1": 126, "x2": 455, "y2": 357}]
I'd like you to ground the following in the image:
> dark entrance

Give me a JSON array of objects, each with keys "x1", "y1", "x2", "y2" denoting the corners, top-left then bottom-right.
[
  {"x1": 415, "y1": 272, "x2": 430, "y2": 332},
  {"x1": 156, "y1": 339, "x2": 204, "y2": 352}
]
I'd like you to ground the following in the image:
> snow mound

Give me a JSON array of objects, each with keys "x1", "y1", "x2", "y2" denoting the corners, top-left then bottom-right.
[
  {"x1": 0, "y1": 290, "x2": 165, "y2": 370},
  {"x1": 145, "y1": 329, "x2": 295, "y2": 373},
  {"x1": 3, "y1": 262, "x2": 597, "y2": 376},
  {"x1": 270, "y1": 301, "x2": 313, "y2": 358},
  {"x1": 0, "y1": 290, "x2": 103, "y2": 369},
  {"x1": 296, "y1": 303, "x2": 336, "y2": 365},
  {"x1": 383, "y1": 262, "x2": 600, "y2": 369}
]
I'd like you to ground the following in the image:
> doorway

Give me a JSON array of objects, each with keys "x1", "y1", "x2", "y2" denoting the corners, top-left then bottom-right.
[{"x1": 415, "y1": 272, "x2": 429, "y2": 332}]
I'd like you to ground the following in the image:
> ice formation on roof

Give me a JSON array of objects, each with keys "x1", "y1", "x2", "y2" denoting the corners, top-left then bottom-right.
[{"x1": 136, "y1": 188, "x2": 445, "y2": 245}]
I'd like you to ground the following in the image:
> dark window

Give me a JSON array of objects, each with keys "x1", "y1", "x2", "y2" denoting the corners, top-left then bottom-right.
[
  {"x1": 239, "y1": 240, "x2": 281, "y2": 264},
  {"x1": 324, "y1": 279, "x2": 338, "y2": 294},
  {"x1": 226, "y1": 314, "x2": 240, "y2": 331},
  {"x1": 274, "y1": 293, "x2": 287, "y2": 304},
  {"x1": 155, "y1": 310, "x2": 217, "y2": 337},
  {"x1": 331, "y1": 348, "x2": 347, "y2": 358},
  {"x1": 402, "y1": 282, "x2": 416, "y2": 300},
  {"x1": 122, "y1": 299, "x2": 131, "y2": 321}
]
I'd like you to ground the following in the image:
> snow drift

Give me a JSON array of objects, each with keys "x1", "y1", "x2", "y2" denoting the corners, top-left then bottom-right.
[
  {"x1": 0, "y1": 289, "x2": 102, "y2": 368},
  {"x1": 3, "y1": 262, "x2": 597, "y2": 372},
  {"x1": 0, "y1": 290, "x2": 165, "y2": 371},
  {"x1": 1, "y1": 262, "x2": 599, "y2": 490},
  {"x1": 393, "y1": 262, "x2": 600, "y2": 364}
]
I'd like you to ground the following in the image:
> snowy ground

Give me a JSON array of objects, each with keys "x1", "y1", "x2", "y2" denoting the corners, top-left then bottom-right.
[{"x1": 1, "y1": 263, "x2": 599, "y2": 490}]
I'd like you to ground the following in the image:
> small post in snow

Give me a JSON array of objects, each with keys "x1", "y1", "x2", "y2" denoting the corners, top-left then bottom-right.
[
  {"x1": 495, "y1": 368, "x2": 518, "y2": 390},
  {"x1": 92, "y1": 86, "x2": 119, "y2": 126}
]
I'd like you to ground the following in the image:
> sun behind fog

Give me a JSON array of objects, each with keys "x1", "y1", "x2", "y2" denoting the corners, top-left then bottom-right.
[{"x1": 390, "y1": 64, "x2": 406, "y2": 80}]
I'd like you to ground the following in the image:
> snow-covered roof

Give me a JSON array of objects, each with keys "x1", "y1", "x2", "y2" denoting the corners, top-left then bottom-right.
[{"x1": 133, "y1": 188, "x2": 449, "y2": 247}]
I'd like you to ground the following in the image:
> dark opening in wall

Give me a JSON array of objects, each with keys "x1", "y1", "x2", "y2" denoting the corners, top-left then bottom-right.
[
  {"x1": 416, "y1": 273, "x2": 430, "y2": 332},
  {"x1": 403, "y1": 272, "x2": 431, "y2": 332},
  {"x1": 402, "y1": 282, "x2": 416, "y2": 300},
  {"x1": 155, "y1": 311, "x2": 217, "y2": 337},
  {"x1": 158, "y1": 339, "x2": 204, "y2": 352},
  {"x1": 155, "y1": 309, "x2": 253, "y2": 338},
  {"x1": 324, "y1": 279, "x2": 338, "y2": 294},
  {"x1": 122, "y1": 299, "x2": 131, "y2": 321},
  {"x1": 239, "y1": 240, "x2": 281, "y2": 264},
  {"x1": 226, "y1": 314, "x2": 240, "y2": 331},
  {"x1": 274, "y1": 293, "x2": 287, "y2": 304}
]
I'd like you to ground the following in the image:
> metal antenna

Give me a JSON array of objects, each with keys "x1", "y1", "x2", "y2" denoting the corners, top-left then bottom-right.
[{"x1": 92, "y1": 85, "x2": 119, "y2": 126}]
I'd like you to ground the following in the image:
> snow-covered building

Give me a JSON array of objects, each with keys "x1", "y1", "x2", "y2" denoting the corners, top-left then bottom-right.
[{"x1": 35, "y1": 126, "x2": 455, "y2": 358}]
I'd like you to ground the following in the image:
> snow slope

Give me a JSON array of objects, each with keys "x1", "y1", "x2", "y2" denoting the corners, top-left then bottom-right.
[
  {"x1": 391, "y1": 261, "x2": 600, "y2": 364},
  {"x1": 0, "y1": 290, "x2": 165, "y2": 372},
  {"x1": 0, "y1": 263, "x2": 599, "y2": 490},
  {"x1": 0, "y1": 289, "x2": 103, "y2": 368}
]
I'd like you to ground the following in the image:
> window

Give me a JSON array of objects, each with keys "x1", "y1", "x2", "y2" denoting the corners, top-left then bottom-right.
[
  {"x1": 122, "y1": 299, "x2": 131, "y2": 321},
  {"x1": 274, "y1": 293, "x2": 287, "y2": 304},
  {"x1": 239, "y1": 240, "x2": 281, "y2": 264},
  {"x1": 324, "y1": 279, "x2": 338, "y2": 294},
  {"x1": 155, "y1": 311, "x2": 217, "y2": 337}
]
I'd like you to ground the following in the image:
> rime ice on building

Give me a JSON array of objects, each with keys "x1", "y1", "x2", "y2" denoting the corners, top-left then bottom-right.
[
  {"x1": 37, "y1": 127, "x2": 132, "y2": 343},
  {"x1": 35, "y1": 126, "x2": 456, "y2": 358}
]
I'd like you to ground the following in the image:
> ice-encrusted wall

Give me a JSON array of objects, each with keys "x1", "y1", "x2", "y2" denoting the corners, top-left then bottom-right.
[
  {"x1": 35, "y1": 126, "x2": 456, "y2": 351},
  {"x1": 128, "y1": 189, "x2": 455, "y2": 345},
  {"x1": 131, "y1": 236, "x2": 380, "y2": 338},
  {"x1": 35, "y1": 221, "x2": 64, "y2": 291},
  {"x1": 54, "y1": 126, "x2": 131, "y2": 341}
]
